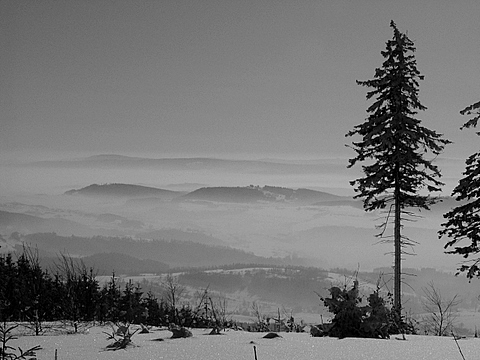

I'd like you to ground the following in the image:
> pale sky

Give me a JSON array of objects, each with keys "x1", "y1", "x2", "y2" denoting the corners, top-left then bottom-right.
[{"x1": 1, "y1": 0, "x2": 479, "y2": 161}]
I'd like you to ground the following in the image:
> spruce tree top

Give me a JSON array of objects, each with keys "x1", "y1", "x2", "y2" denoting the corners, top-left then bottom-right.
[
  {"x1": 440, "y1": 100, "x2": 480, "y2": 278},
  {"x1": 346, "y1": 20, "x2": 450, "y2": 212},
  {"x1": 460, "y1": 101, "x2": 480, "y2": 133}
]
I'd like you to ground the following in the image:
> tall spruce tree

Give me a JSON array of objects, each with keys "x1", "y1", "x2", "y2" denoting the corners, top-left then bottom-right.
[
  {"x1": 346, "y1": 21, "x2": 450, "y2": 313},
  {"x1": 439, "y1": 100, "x2": 480, "y2": 278}
]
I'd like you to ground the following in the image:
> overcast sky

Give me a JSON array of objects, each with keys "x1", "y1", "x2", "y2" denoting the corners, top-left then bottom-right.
[{"x1": 2, "y1": 0, "x2": 479, "y2": 161}]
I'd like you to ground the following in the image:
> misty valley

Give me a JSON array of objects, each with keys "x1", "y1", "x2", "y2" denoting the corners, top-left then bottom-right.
[
  {"x1": 1, "y1": 155, "x2": 479, "y2": 333},
  {"x1": 3, "y1": 3, "x2": 480, "y2": 358}
]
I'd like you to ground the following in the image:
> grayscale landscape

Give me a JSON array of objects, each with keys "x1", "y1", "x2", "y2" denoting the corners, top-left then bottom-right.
[{"x1": 2, "y1": 0, "x2": 480, "y2": 358}]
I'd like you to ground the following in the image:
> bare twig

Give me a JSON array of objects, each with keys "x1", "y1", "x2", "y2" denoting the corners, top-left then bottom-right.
[{"x1": 452, "y1": 332, "x2": 466, "y2": 360}]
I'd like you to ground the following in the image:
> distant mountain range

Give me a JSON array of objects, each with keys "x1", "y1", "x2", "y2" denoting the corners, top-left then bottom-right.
[
  {"x1": 59, "y1": 182, "x2": 458, "y2": 209},
  {"x1": 64, "y1": 183, "x2": 356, "y2": 205},
  {"x1": 28, "y1": 154, "x2": 346, "y2": 175}
]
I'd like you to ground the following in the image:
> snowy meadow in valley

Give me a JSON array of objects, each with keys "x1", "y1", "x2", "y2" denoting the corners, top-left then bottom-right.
[{"x1": 8, "y1": 325, "x2": 480, "y2": 360}]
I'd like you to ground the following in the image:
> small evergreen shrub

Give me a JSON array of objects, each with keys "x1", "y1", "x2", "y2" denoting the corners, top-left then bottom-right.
[
  {"x1": 0, "y1": 322, "x2": 41, "y2": 360},
  {"x1": 320, "y1": 280, "x2": 395, "y2": 338}
]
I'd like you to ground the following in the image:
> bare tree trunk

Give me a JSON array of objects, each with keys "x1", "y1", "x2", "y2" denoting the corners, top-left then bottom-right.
[
  {"x1": 394, "y1": 164, "x2": 402, "y2": 314},
  {"x1": 162, "y1": 274, "x2": 185, "y2": 325}
]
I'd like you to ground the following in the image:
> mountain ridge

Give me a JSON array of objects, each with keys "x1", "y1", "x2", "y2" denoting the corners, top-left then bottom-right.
[
  {"x1": 8, "y1": 232, "x2": 306, "y2": 269},
  {"x1": 64, "y1": 183, "x2": 352, "y2": 205},
  {"x1": 65, "y1": 183, "x2": 182, "y2": 198},
  {"x1": 26, "y1": 154, "x2": 347, "y2": 175},
  {"x1": 179, "y1": 185, "x2": 346, "y2": 204}
]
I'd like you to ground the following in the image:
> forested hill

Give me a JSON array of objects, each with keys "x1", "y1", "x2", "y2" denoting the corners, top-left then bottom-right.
[
  {"x1": 64, "y1": 183, "x2": 182, "y2": 198},
  {"x1": 39, "y1": 252, "x2": 171, "y2": 276},
  {"x1": 178, "y1": 185, "x2": 347, "y2": 204},
  {"x1": 0, "y1": 210, "x2": 99, "y2": 236},
  {"x1": 15, "y1": 233, "x2": 300, "y2": 269}
]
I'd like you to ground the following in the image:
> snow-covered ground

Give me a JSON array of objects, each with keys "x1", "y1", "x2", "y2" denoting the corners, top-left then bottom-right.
[{"x1": 10, "y1": 325, "x2": 480, "y2": 360}]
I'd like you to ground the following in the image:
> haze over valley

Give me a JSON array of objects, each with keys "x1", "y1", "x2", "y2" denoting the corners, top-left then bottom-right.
[{"x1": 0, "y1": 154, "x2": 462, "y2": 272}]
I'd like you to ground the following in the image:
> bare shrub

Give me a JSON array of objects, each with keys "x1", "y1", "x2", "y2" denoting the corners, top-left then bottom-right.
[{"x1": 421, "y1": 282, "x2": 460, "y2": 336}]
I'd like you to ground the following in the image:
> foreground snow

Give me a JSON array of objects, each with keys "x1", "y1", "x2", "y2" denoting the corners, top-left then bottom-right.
[{"x1": 11, "y1": 326, "x2": 480, "y2": 360}]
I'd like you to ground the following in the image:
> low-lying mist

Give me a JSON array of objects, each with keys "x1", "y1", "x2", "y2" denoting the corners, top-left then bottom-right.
[{"x1": 0, "y1": 154, "x2": 465, "y2": 273}]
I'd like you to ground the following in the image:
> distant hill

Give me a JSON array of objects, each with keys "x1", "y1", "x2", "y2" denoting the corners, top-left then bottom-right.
[
  {"x1": 65, "y1": 183, "x2": 181, "y2": 199},
  {"x1": 139, "y1": 228, "x2": 228, "y2": 247},
  {"x1": 285, "y1": 187, "x2": 345, "y2": 203},
  {"x1": 80, "y1": 252, "x2": 170, "y2": 275},
  {"x1": 17, "y1": 233, "x2": 299, "y2": 268},
  {"x1": 174, "y1": 265, "x2": 478, "y2": 316},
  {"x1": 0, "y1": 210, "x2": 101, "y2": 236},
  {"x1": 95, "y1": 213, "x2": 144, "y2": 228},
  {"x1": 180, "y1": 186, "x2": 265, "y2": 203},
  {"x1": 178, "y1": 266, "x2": 331, "y2": 312},
  {"x1": 179, "y1": 185, "x2": 347, "y2": 204},
  {"x1": 36, "y1": 252, "x2": 170, "y2": 276},
  {"x1": 28, "y1": 154, "x2": 346, "y2": 176},
  {"x1": 0, "y1": 210, "x2": 47, "y2": 227}
]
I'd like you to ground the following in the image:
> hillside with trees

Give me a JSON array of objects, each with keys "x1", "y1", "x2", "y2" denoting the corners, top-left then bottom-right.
[
  {"x1": 65, "y1": 183, "x2": 182, "y2": 199},
  {"x1": 10, "y1": 232, "x2": 302, "y2": 269}
]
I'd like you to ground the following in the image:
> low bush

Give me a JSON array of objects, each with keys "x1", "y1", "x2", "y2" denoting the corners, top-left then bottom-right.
[{"x1": 319, "y1": 280, "x2": 412, "y2": 338}]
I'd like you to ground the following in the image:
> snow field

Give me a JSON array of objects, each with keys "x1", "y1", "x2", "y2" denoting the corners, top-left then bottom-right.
[{"x1": 10, "y1": 326, "x2": 480, "y2": 360}]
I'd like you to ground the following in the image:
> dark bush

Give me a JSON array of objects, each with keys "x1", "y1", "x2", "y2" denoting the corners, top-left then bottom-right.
[{"x1": 321, "y1": 280, "x2": 393, "y2": 338}]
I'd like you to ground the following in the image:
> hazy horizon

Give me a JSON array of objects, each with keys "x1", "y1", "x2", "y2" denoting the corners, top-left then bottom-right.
[
  {"x1": 2, "y1": 0, "x2": 479, "y2": 162},
  {"x1": 0, "y1": 152, "x2": 470, "y2": 274}
]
